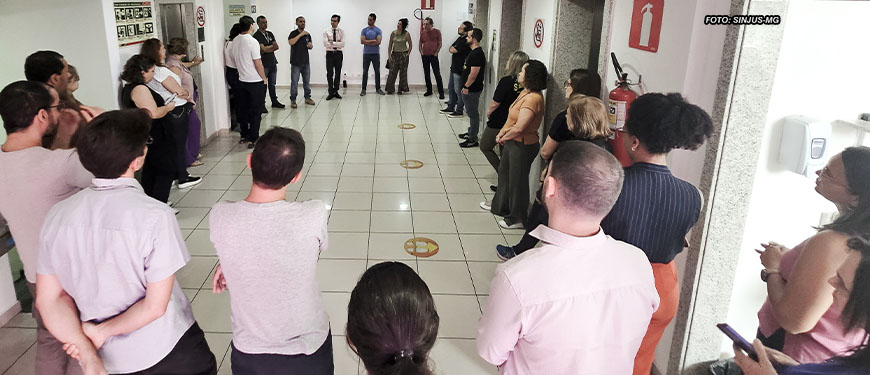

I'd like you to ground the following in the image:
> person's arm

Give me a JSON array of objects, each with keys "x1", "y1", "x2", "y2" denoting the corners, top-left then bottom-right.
[
  {"x1": 476, "y1": 270, "x2": 522, "y2": 367},
  {"x1": 159, "y1": 75, "x2": 189, "y2": 98},
  {"x1": 540, "y1": 137, "x2": 560, "y2": 161},
  {"x1": 306, "y1": 34, "x2": 313, "y2": 50},
  {"x1": 288, "y1": 31, "x2": 305, "y2": 45},
  {"x1": 334, "y1": 29, "x2": 345, "y2": 49},
  {"x1": 375, "y1": 34, "x2": 382, "y2": 46},
  {"x1": 418, "y1": 34, "x2": 424, "y2": 54},
  {"x1": 81, "y1": 276, "x2": 175, "y2": 349},
  {"x1": 406, "y1": 31, "x2": 412, "y2": 54},
  {"x1": 253, "y1": 59, "x2": 267, "y2": 82},
  {"x1": 387, "y1": 32, "x2": 394, "y2": 60},
  {"x1": 182, "y1": 56, "x2": 204, "y2": 68},
  {"x1": 35, "y1": 274, "x2": 106, "y2": 374},
  {"x1": 762, "y1": 231, "x2": 850, "y2": 333},
  {"x1": 131, "y1": 86, "x2": 175, "y2": 118},
  {"x1": 449, "y1": 44, "x2": 457, "y2": 53},
  {"x1": 486, "y1": 101, "x2": 500, "y2": 117},
  {"x1": 498, "y1": 107, "x2": 537, "y2": 143},
  {"x1": 734, "y1": 340, "x2": 797, "y2": 375},
  {"x1": 462, "y1": 66, "x2": 481, "y2": 94},
  {"x1": 360, "y1": 33, "x2": 368, "y2": 45},
  {"x1": 322, "y1": 29, "x2": 331, "y2": 49},
  {"x1": 435, "y1": 32, "x2": 442, "y2": 55},
  {"x1": 168, "y1": 66, "x2": 183, "y2": 79}
]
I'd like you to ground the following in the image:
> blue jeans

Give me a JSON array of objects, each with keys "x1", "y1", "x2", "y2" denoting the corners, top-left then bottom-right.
[
  {"x1": 264, "y1": 63, "x2": 278, "y2": 103},
  {"x1": 463, "y1": 90, "x2": 482, "y2": 142},
  {"x1": 362, "y1": 53, "x2": 381, "y2": 91},
  {"x1": 447, "y1": 73, "x2": 464, "y2": 112},
  {"x1": 290, "y1": 64, "x2": 311, "y2": 100}
]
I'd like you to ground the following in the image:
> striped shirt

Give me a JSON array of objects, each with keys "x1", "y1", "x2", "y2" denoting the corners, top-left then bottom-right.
[{"x1": 601, "y1": 163, "x2": 701, "y2": 264}]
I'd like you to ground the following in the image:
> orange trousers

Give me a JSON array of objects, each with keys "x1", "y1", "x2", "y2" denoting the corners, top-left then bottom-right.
[{"x1": 634, "y1": 261, "x2": 680, "y2": 375}]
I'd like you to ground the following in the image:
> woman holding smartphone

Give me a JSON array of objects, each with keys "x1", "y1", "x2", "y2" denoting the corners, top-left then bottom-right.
[{"x1": 736, "y1": 235, "x2": 870, "y2": 375}]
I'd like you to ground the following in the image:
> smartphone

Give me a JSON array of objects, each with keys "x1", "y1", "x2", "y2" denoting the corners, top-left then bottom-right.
[
  {"x1": 717, "y1": 323, "x2": 758, "y2": 361},
  {"x1": 167, "y1": 93, "x2": 178, "y2": 103}
]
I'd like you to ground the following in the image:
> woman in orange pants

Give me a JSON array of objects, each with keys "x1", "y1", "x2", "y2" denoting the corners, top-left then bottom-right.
[{"x1": 599, "y1": 92, "x2": 714, "y2": 375}]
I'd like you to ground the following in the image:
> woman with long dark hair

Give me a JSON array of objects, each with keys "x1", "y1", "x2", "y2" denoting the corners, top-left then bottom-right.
[
  {"x1": 755, "y1": 146, "x2": 870, "y2": 364},
  {"x1": 385, "y1": 18, "x2": 412, "y2": 94},
  {"x1": 347, "y1": 262, "x2": 439, "y2": 375},
  {"x1": 140, "y1": 38, "x2": 201, "y2": 189},
  {"x1": 120, "y1": 54, "x2": 177, "y2": 203},
  {"x1": 737, "y1": 235, "x2": 870, "y2": 374},
  {"x1": 225, "y1": 23, "x2": 242, "y2": 132}
]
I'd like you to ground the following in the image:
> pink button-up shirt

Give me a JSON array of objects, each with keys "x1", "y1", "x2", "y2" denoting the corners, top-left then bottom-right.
[{"x1": 477, "y1": 225, "x2": 660, "y2": 375}]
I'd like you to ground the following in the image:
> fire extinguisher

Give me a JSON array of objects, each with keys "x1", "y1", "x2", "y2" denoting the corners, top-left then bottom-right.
[{"x1": 608, "y1": 52, "x2": 640, "y2": 167}]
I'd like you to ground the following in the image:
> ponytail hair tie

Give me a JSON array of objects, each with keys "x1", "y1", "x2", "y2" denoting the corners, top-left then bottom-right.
[{"x1": 394, "y1": 349, "x2": 414, "y2": 361}]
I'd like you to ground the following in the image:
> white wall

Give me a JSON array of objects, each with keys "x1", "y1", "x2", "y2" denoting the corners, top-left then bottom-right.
[
  {"x1": 603, "y1": 0, "x2": 729, "y2": 370},
  {"x1": 0, "y1": 0, "x2": 118, "y2": 110},
  {"x1": 254, "y1": 0, "x2": 469, "y2": 86},
  {"x1": 519, "y1": 0, "x2": 556, "y2": 68},
  {"x1": 723, "y1": 0, "x2": 870, "y2": 356}
]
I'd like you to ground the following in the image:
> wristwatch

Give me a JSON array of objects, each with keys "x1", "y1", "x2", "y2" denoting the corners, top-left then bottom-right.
[{"x1": 760, "y1": 268, "x2": 780, "y2": 282}]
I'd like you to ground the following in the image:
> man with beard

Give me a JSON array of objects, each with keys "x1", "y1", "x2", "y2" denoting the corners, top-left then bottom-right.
[
  {"x1": 0, "y1": 80, "x2": 93, "y2": 375},
  {"x1": 287, "y1": 15, "x2": 315, "y2": 108}
]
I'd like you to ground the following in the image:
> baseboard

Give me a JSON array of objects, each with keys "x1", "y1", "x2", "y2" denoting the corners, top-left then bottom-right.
[
  {"x1": 205, "y1": 128, "x2": 229, "y2": 144},
  {"x1": 275, "y1": 83, "x2": 429, "y2": 89},
  {"x1": 0, "y1": 301, "x2": 21, "y2": 327}
]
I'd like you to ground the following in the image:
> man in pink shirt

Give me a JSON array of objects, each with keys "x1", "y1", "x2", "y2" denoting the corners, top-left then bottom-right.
[
  {"x1": 477, "y1": 141, "x2": 660, "y2": 374},
  {"x1": 419, "y1": 17, "x2": 444, "y2": 99}
]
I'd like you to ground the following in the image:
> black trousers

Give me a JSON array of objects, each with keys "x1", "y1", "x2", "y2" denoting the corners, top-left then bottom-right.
[
  {"x1": 236, "y1": 81, "x2": 266, "y2": 143},
  {"x1": 514, "y1": 197, "x2": 549, "y2": 255},
  {"x1": 122, "y1": 322, "x2": 216, "y2": 375},
  {"x1": 169, "y1": 104, "x2": 193, "y2": 181},
  {"x1": 421, "y1": 55, "x2": 444, "y2": 94},
  {"x1": 231, "y1": 331, "x2": 334, "y2": 375},
  {"x1": 225, "y1": 67, "x2": 240, "y2": 131},
  {"x1": 325, "y1": 51, "x2": 343, "y2": 94},
  {"x1": 142, "y1": 119, "x2": 176, "y2": 203}
]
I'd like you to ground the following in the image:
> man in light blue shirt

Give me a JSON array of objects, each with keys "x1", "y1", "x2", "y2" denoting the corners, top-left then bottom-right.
[{"x1": 359, "y1": 13, "x2": 385, "y2": 96}]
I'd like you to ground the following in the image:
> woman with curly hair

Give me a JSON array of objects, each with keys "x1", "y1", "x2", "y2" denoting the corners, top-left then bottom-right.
[
  {"x1": 484, "y1": 59, "x2": 548, "y2": 229},
  {"x1": 599, "y1": 92, "x2": 714, "y2": 375}
]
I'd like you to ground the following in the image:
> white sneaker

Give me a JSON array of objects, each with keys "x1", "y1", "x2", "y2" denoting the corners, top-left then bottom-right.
[
  {"x1": 498, "y1": 219, "x2": 524, "y2": 230},
  {"x1": 479, "y1": 201, "x2": 491, "y2": 211}
]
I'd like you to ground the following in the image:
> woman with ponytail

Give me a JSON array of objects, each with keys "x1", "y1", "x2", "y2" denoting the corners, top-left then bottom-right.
[
  {"x1": 756, "y1": 146, "x2": 870, "y2": 364},
  {"x1": 347, "y1": 262, "x2": 439, "y2": 375}
]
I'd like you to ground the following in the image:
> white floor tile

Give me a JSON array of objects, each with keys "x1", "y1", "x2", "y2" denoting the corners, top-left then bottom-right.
[{"x1": 417, "y1": 261, "x2": 475, "y2": 295}]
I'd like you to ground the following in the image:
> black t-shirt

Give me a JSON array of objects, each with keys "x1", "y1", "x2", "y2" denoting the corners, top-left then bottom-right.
[
  {"x1": 253, "y1": 30, "x2": 278, "y2": 66},
  {"x1": 450, "y1": 36, "x2": 470, "y2": 73},
  {"x1": 487, "y1": 75, "x2": 523, "y2": 128},
  {"x1": 462, "y1": 47, "x2": 485, "y2": 92},
  {"x1": 287, "y1": 30, "x2": 311, "y2": 66}
]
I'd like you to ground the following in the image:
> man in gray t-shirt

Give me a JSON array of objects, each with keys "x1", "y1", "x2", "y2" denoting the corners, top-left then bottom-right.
[
  {"x1": 210, "y1": 127, "x2": 334, "y2": 373},
  {"x1": 0, "y1": 81, "x2": 92, "y2": 375},
  {"x1": 35, "y1": 110, "x2": 216, "y2": 374}
]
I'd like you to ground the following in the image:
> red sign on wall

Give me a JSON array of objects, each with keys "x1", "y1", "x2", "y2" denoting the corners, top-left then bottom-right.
[
  {"x1": 533, "y1": 19, "x2": 544, "y2": 48},
  {"x1": 629, "y1": 0, "x2": 663, "y2": 52},
  {"x1": 421, "y1": 0, "x2": 435, "y2": 10},
  {"x1": 196, "y1": 6, "x2": 205, "y2": 27}
]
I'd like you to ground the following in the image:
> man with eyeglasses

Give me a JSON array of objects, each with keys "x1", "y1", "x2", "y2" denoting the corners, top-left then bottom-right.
[{"x1": 0, "y1": 80, "x2": 93, "y2": 375}]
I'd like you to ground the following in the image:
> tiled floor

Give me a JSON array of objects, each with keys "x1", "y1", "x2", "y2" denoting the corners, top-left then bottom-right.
[{"x1": 1, "y1": 86, "x2": 523, "y2": 374}]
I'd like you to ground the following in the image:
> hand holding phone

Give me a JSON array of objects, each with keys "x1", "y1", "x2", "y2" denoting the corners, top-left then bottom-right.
[
  {"x1": 717, "y1": 323, "x2": 758, "y2": 361},
  {"x1": 167, "y1": 92, "x2": 179, "y2": 103}
]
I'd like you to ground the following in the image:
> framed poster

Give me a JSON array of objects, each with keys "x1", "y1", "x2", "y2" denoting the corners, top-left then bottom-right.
[{"x1": 114, "y1": 1, "x2": 156, "y2": 47}]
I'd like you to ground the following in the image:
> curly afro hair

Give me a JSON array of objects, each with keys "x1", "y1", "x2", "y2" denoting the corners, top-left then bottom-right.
[
  {"x1": 522, "y1": 60, "x2": 548, "y2": 92},
  {"x1": 625, "y1": 93, "x2": 713, "y2": 154}
]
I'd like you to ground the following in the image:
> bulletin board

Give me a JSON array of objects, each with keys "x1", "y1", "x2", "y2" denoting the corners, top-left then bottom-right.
[{"x1": 114, "y1": 1, "x2": 156, "y2": 47}]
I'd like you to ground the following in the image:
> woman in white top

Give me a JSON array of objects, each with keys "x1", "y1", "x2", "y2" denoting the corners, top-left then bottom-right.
[
  {"x1": 140, "y1": 38, "x2": 201, "y2": 189},
  {"x1": 225, "y1": 23, "x2": 242, "y2": 133}
]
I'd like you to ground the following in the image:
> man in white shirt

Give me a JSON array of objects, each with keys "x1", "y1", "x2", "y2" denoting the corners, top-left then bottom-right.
[
  {"x1": 477, "y1": 141, "x2": 660, "y2": 374},
  {"x1": 0, "y1": 80, "x2": 93, "y2": 375},
  {"x1": 231, "y1": 15, "x2": 268, "y2": 149},
  {"x1": 323, "y1": 14, "x2": 345, "y2": 100}
]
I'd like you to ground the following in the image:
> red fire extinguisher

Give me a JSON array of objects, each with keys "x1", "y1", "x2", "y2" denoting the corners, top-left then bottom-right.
[{"x1": 608, "y1": 52, "x2": 640, "y2": 167}]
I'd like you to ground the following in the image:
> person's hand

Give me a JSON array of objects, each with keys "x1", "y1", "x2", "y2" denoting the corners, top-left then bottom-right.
[
  {"x1": 213, "y1": 264, "x2": 227, "y2": 293},
  {"x1": 63, "y1": 342, "x2": 81, "y2": 360},
  {"x1": 165, "y1": 101, "x2": 177, "y2": 111},
  {"x1": 178, "y1": 88, "x2": 190, "y2": 98},
  {"x1": 462, "y1": 88, "x2": 469, "y2": 95},
  {"x1": 302, "y1": 30, "x2": 309, "y2": 36},
  {"x1": 733, "y1": 340, "x2": 778, "y2": 375},
  {"x1": 756, "y1": 242, "x2": 787, "y2": 270},
  {"x1": 307, "y1": 42, "x2": 313, "y2": 49},
  {"x1": 192, "y1": 55, "x2": 203, "y2": 65},
  {"x1": 763, "y1": 346, "x2": 800, "y2": 368},
  {"x1": 82, "y1": 322, "x2": 107, "y2": 350},
  {"x1": 79, "y1": 105, "x2": 105, "y2": 123}
]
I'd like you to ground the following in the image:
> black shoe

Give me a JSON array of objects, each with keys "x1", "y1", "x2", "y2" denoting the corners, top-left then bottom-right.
[
  {"x1": 439, "y1": 93, "x2": 445, "y2": 99},
  {"x1": 333, "y1": 93, "x2": 342, "y2": 99},
  {"x1": 271, "y1": 102, "x2": 285, "y2": 108},
  {"x1": 326, "y1": 94, "x2": 334, "y2": 101},
  {"x1": 177, "y1": 176, "x2": 202, "y2": 189},
  {"x1": 424, "y1": 91, "x2": 433, "y2": 97},
  {"x1": 459, "y1": 140, "x2": 479, "y2": 148},
  {"x1": 490, "y1": 185, "x2": 497, "y2": 193},
  {"x1": 458, "y1": 133, "x2": 469, "y2": 139},
  {"x1": 439, "y1": 107, "x2": 454, "y2": 114},
  {"x1": 247, "y1": 142, "x2": 255, "y2": 149},
  {"x1": 447, "y1": 111, "x2": 464, "y2": 118}
]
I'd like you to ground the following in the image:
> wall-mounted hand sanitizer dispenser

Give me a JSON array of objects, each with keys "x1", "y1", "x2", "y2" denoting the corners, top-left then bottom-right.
[{"x1": 778, "y1": 116, "x2": 831, "y2": 177}]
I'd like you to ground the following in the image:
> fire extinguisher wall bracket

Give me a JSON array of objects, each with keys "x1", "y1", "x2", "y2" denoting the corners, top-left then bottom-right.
[{"x1": 608, "y1": 53, "x2": 640, "y2": 167}]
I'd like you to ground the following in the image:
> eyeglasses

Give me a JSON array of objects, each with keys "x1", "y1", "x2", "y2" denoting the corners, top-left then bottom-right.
[{"x1": 44, "y1": 102, "x2": 66, "y2": 111}]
